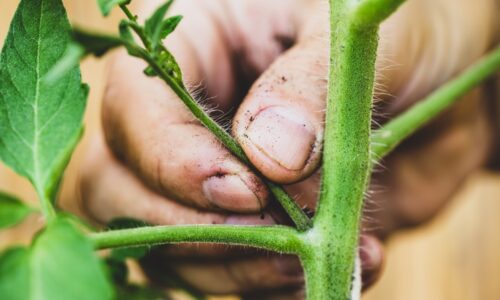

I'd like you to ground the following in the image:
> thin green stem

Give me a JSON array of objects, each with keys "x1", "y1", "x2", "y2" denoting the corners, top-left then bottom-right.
[
  {"x1": 117, "y1": 5, "x2": 311, "y2": 231},
  {"x1": 372, "y1": 46, "x2": 500, "y2": 159},
  {"x1": 91, "y1": 225, "x2": 303, "y2": 254},
  {"x1": 119, "y1": 4, "x2": 135, "y2": 20},
  {"x1": 119, "y1": 5, "x2": 151, "y2": 51},
  {"x1": 36, "y1": 186, "x2": 56, "y2": 223},
  {"x1": 350, "y1": 0, "x2": 407, "y2": 28},
  {"x1": 127, "y1": 40, "x2": 312, "y2": 231}
]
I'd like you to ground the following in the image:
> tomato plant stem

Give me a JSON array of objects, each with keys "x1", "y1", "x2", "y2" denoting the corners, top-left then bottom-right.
[
  {"x1": 304, "y1": 0, "x2": 406, "y2": 298},
  {"x1": 117, "y1": 5, "x2": 312, "y2": 231},
  {"x1": 372, "y1": 46, "x2": 500, "y2": 159},
  {"x1": 91, "y1": 225, "x2": 303, "y2": 254}
]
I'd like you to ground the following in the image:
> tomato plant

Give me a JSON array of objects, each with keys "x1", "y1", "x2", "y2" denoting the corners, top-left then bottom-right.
[{"x1": 0, "y1": 0, "x2": 498, "y2": 299}]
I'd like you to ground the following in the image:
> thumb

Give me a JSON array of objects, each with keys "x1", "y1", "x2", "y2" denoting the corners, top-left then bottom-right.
[{"x1": 232, "y1": 37, "x2": 328, "y2": 184}]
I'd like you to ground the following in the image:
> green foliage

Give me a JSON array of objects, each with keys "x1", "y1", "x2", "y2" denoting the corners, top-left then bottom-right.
[
  {"x1": 146, "y1": 47, "x2": 185, "y2": 87},
  {"x1": 1, "y1": 0, "x2": 498, "y2": 299},
  {"x1": 97, "y1": 0, "x2": 131, "y2": 16},
  {"x1": 144, "y1": 1, "x2": 181, "y2": 50},
  {"x1": 0, "y1": 192, "x2": 34, "y2": 229},
  {"x1": 0, "y1": 219, "x2": 113, "y2": 300},
  {"x1": 0, "y1": 0, "x2": 88, "y2": 211},
  {"x1": 158, "y1": 16, "x2": 183, "y2": 44}
]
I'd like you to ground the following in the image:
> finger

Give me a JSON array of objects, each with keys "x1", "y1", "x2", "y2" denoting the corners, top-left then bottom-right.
[
  {"x1": 232, "y1": 36, "x2": 328, "y2": 184},
  {"x1": 102, "y1": 0, "x2": 267, "y2": 213},
  {"x1": 102, "y1": 0, "x2": 308, "y2": 212},
  {"x1": 78, "y1": 137, "x2": 274, "y2": 226},
  {"x1": 104, "y1": 48, "x2": 269, "y2": 212},
  {"x1": 143, "y1": 253, "x2": 303, "y2": 295},
  {"x1": 359, "y1": 235, "x2": 384, "y2": 290}
]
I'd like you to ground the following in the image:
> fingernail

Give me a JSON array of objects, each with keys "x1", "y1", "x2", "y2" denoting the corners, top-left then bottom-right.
[
  {"x1": 203, "y1": 175, "x2": 262, "y2": 212},
  {"x1": 245, "y1": 106, "x2": 316, "y2": 171}
]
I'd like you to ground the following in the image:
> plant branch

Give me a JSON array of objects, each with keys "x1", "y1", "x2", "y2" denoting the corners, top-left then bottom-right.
[
  {"x1": 142, "y1": 51, "x2": 311, "y2": 231},
  {"x1": 119, "y1": 5, "x2": 151, "y2": 51},
  {"x1": 351, "y1": 0, "x2": 407, "y2": 28},
  {"x1": 117, "y1": 6, "x2": 312, "y2": 231},
  {"x1": 372, "y1": 46, "x2": 500, "y2": 159},
  {"x1": 91, "y1": 225, "x2": 303, "y2": 254},
  {"x1": 304, "y1": 0, "x2": 387, "y2": 298}
]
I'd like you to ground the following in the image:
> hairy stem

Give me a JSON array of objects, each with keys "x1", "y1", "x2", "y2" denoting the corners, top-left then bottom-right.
[
  {"x1": 350, "y1": 0, "x2": 406, "y2": 28},
  {"x1": 91, "y1": 225, "x2": 303, "y2": 254},
  {"x1": 144, "y1": 52, "x2": 311, "y2": 231},
  {"x1": 302, "y1": 0, "x2": 405, "y2": 299},
  {"x1": 372, "y1": 46, "x2": 500, "y2": 159},
  {"x1": 118, "y1": 6, "x2": 312, "y2": 231}
]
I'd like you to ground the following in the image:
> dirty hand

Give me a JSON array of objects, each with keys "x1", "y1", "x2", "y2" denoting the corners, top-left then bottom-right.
[{"x1": 77, "y1": 0, "x2": 496, "y2": 298}]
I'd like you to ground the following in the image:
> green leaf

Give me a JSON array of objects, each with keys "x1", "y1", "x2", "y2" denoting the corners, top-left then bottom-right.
[
  {"x1": 97, "y1": 0, "x2": 131, "y2": 16},
  {"x1": 0, "y1": 219, "x2": 114, "y2": 300},
  {"x1": 159, "y1": 16, "x2": 182, "y2": 41},
  {"x1": 119, "y1": 20, "x2": 135, "y2": 44},
  {"x1": 156, "y1": 47, "x2": 184, "y2": 87},
  {"x1": 0, "y1": 0, "x2": 88, "y2": 203},
  {"x1": 144, "y1": 0, "x2": 174, "y2": 49},
  {"x1": 119, "y1": 21, "x2": 142, "y2": 57},
  {"x1": 0, "y1": 192, "x2": 33, "y2": 229}
]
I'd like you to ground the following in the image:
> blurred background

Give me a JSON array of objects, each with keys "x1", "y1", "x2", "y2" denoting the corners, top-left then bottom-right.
[{"x1": 0, "y1": 1, "x2": 499, "y2": 299}]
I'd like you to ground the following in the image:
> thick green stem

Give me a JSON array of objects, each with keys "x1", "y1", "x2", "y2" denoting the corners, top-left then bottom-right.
[
  {"x1": 119, "y1": 6, "x2": 312, "y2": 231},
  {"x1": 91, "y1": 225, "x2": 303, "y2": 254},
  {"x1": 303, "y1": 0, "x2": 405, "y2": 298},
  {"x1": 372, "y1": 46, "x2": 500, "y2": 159}
]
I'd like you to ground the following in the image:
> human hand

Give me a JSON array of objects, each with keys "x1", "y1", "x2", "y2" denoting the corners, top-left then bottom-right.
[{"x1": 77, "y1": 0, "x2": 496, "y2": 298}]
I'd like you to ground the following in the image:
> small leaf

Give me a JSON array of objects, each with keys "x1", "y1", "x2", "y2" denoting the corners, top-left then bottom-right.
[
  {"x1": 119, "y1": 21, "x2": 142, "y2": 57},
  {"x1": 0, "y1": 219, "x2": 114, "y2": 300},
  {"x1": 0, "y1": 192, "x2": 33, "y2": 229},
  {"x1": 119, "y1": 20, "x2": 135, "y2": 43},
  {"x1": 97, "y1": 0, "x2": 131, "y2": 16},
  {"x1": 0, "y1": 0, "x2": 88, "y2": 201},
  {"x1": 156, "y1": 47, "x2": 184, "y2": 87},
  {"x1": 159, "y1": 16, "x2": 183, "y2": 40},
  {"x1": 143, "y1": 66, "x2": 157, "y2": 77},
  {"x1": 144, "y1": 0, "x2": 174, "y2": 49}
]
